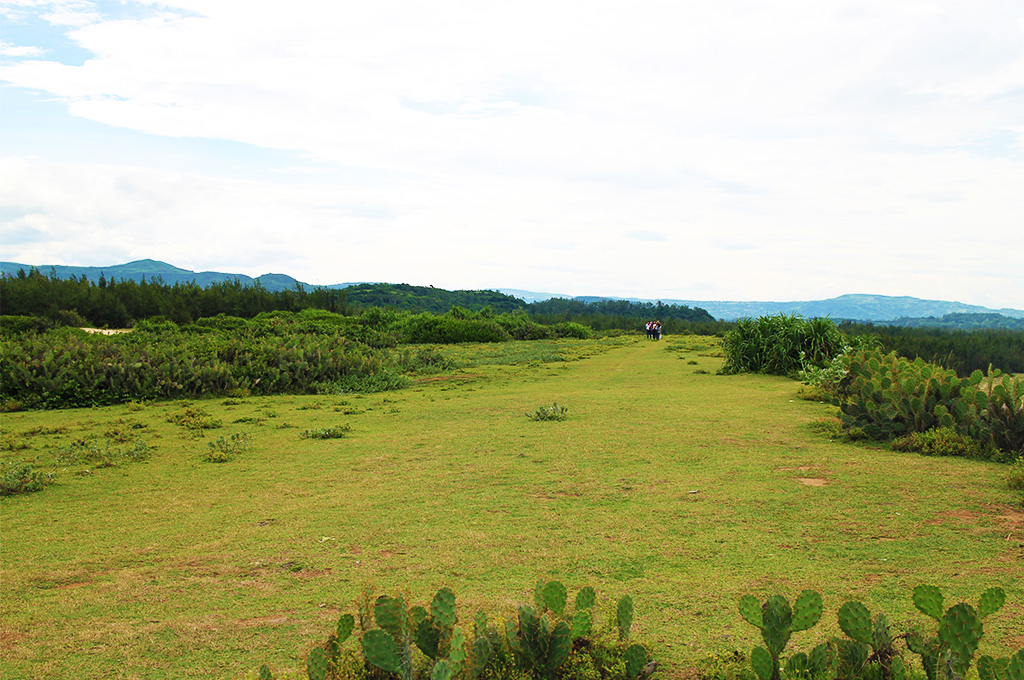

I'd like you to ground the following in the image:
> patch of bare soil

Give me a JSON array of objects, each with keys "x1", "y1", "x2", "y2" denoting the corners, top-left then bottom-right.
[
  {"x1": 0, "y1": 630, "x2": 30, "y2": 650},
  {"x1": 235, "y1": 615, "x2": 289, "y2": 628},
  {"x1": 926, "y1": 505, "x2": 1024, "y2": 540},
  {"x1": 797, "y1": 478, "x2": 828, "y2": 487}
]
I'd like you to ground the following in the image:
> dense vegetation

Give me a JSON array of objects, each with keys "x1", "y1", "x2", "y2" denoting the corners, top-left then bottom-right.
[
  {"x1": 840, "y1": 321, "x2": 1024, "y2": 376},
  {"x1": 889, "y1": 312, "x2": 1024, "y2": 331},
  {"x1": 721, "y1": 315, "x2": 1024, "y2": 461},
  {"x1": 0, "y1": 268, "x2": 718, "y2": 334},
  {"x1": 0, "y1": 307, "x2": 594, "y2": 410}
]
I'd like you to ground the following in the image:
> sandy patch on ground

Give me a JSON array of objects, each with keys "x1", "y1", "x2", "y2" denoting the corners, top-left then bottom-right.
[{"x1": 80, "y1": 328, "x2": 132, "y2": 335}]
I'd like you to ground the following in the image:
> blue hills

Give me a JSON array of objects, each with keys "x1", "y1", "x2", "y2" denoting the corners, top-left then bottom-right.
[{"x1": 2, "y1": 259, "x2": 1021, "y2": 323}]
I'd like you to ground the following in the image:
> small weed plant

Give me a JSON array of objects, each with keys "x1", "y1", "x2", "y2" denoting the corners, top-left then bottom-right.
[
  {"x1": 527, "y1": 403, "x2": 569, "y2": 421},
  {"x1": 300, "y1": 425, "x2": 352, "y2": 440},
  {"x1": 203, "y1": 432, "x2": 253, "y2": 463}
]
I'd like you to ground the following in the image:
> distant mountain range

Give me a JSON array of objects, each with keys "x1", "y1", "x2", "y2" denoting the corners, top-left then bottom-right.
[{"x1": 2, "y1": 259, "x2": 1021, "y2": 323}]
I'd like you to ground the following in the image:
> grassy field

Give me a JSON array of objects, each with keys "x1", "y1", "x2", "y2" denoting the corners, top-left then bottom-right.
[{"x1": 1, "y1": 335, "x2": 1022, "y2": 680}]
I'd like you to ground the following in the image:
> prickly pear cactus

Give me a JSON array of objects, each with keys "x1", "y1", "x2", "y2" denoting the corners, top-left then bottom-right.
[
  {"x1": 792, "y1": 590, "x2": 823, "y2": 632},
  {"x1": 362, "y1": 628, "x2": 403, "y2": 676},
  {"x1": 914, "y1": 585, "x2": 945, "y2": 621},
  {"x1": 336, "y1": 613, "x2": 355, "y2": 645},
  {"x1": 618, "y1": 595, "x2": 634, "y2": 640},
  {"x1": 542, "y1": 581, "x2": 568, "y2": 616},
  {"x1": 838, "y1": 601, "x2": 873, "y2": 645},
  {"x1": 751, "y1": 646, "x2": 774, "y2": 680},
  {"x1": 575, "y1": 586, "x2": 597, "y2": 611},
  {"x1": 307, "y1": 647, "x2": 329, "y2": 680},
  {"x1": 739, "y1": 591, "x2": 821, "y2": 680},
  {"x1": 625, "y1": 644, "x2": 649, "y2": 680},
  {"x1": 938, "y1": 603, "x2": 983, "y2": 676}
]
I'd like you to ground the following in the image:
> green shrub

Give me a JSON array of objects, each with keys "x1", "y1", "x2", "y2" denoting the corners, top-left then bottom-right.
[
  {"x1": 527, "y1": 403, "x2": 569, "y2": 421},
  {"x1": 52, "y1": 438, "x2": 150, "y2": 467},
  {"x1": 168, "y1": 407, "x2": 223, "y2": 431},
  {"x1": 203, "y1": 432, "x2": 252, "y2": 463},
  {"x1": 0, "y1": 460, "x2": 55, "y2": 496},
  {"x1": 1008, "y1": 456, "x2": 1024, "y2": 491},
  {"x1": 892, "y1": 427, "x2": 988, "y2": 459},
  {"x1": 721, "y1": 315, "x2": 844, "y2": 376},
  {"x1": 300, "y1": 425, "x2": 351, "y2": 440}
]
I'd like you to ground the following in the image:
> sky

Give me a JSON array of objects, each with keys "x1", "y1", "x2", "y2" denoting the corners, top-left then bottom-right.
[{"x1": 1, "y1": 0, "x2": 1023, "y2": 308}]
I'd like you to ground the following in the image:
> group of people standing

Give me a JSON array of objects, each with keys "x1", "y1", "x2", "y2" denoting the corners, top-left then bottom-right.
[{"x1": 644, "y1": 320, "x2": 663, "y2": 340}]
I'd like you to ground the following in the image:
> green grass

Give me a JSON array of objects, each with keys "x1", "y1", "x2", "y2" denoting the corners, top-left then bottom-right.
[{"x1": 1, "y1": 336, "x2": 1021, "y2": 679}]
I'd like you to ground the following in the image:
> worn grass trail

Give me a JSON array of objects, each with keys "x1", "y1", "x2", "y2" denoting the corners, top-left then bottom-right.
[{"x1": 1, "y1": 336, "x2": 1021, "y2": 679}]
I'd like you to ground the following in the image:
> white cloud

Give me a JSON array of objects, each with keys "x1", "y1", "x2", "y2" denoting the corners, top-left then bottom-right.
[{"x1": 1, "y1": 0, "x2": 1022, "y2": 307}]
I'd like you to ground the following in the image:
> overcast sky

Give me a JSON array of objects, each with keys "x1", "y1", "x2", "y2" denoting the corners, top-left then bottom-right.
[{"x1": 1, "y1": 0, "x2": 1022, "y2": 307}]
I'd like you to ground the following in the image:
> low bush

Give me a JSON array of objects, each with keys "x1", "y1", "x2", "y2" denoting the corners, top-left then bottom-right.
[
  {"x1": 721, "y1": 315, "x2": 845, "y2": 376},
  {"x1": 168, "y1": 407, "x2": 223, "y2": 431},
  {"x1": 0, "y1": 460, "x2": 55, "y2": 496},
  {"x1": 300, "y1": 425, "x2": 351, "y2": 440},
  {"x1": 527, "y1": 403, "x2": 569, "y2": 421},
  {"x1": 892, "y1": 427, "x2": 988, "y2": 459},
  {"x1": 51, "y1": 438, "x2": 150, "y2": 468},
  {"x1": 1008, "y1": 456, "x2": 1024, "y2": 491},
  {"x1": 203, "y1": 432, "x2": 252, "y2": 463}
]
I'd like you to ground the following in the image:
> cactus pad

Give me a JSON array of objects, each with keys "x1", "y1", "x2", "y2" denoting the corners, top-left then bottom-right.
[
  {"x1": 617, "y1": 595, "x2": 634, "y2": 640},
  {"x1": 374, "y1": 595, "x2": 406, "y2": 638},
  {"x1": 432, "y1": 659, "x2": 455, "y2": 680},
  {"x1": 913, "y1": 585, "x2": 944, "y2": 621},
  {"x1": 362, "y1": 629, "x2": 403, "y2": 675},
  {"x1": 751, "y1": 646, "x2": 774, "y2": 680},
  {"x1": 576, "y1": 586, "x2": 597, "y2": 611},
  {"x1": 542, "y1": 581, "x2": 568, "y2": 616},
  {"x1": 572, "y1": 609, "x2": 592, "y2": 639},
  {"x1": 838, "y1": 601, "x2": 873, "y2": 645},
  {"x1": 938, "y1": 603, "x2": 983, "y2": 670},
  {"x1": 307, "y1": 647, "x2": 329, "y2": 680},
  {"x1": 625, "y1": 644, "x2": 649, "y2": 680},
  {"x1": 978, "y1": 587, "x2": 1006, "y2": 619},
  {"x1": 791, "y1": 590, "x2": 822, "y2": 632},
  {"x1": 739, "y1": 595, "x2": 763, "y2": 629},
  {"x1": 430, "y1": 588, "x2": 457, "y2": 630},
  {"x1": 336, "y1": 613, "x2": 355, "y2": 645},
  {"x1": 761, "y1": 595, "x2": 793, "y2": 659}
]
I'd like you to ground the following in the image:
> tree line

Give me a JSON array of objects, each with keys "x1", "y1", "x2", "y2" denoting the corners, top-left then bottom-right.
[{"x1": 0, "y1": 268, "x2": 719, "y2": 334}]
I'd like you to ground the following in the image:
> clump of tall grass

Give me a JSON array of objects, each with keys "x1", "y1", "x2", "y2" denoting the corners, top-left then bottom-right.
[{"x1": 720, "y1": 315, "x2": 846, "y2": 376}]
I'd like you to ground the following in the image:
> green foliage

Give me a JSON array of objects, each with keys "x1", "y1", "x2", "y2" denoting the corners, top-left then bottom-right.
[
  {"x1": 261, "y1": 581, "x2": 650, "y2": 680},
  {"x1": 722, "y1": 315, "x2": 844, "y2": 376},
  {"x1": 892, "y1": 428, "x2": 987, "y2": 459},
  {"x1": 1007, "y1": 456, "x2": 1024, "y2": 491},
  {"x1": 0, "y1": 460, "x2": 55, "y2": 496},
  {"x1": 835, "y1": 349, "x2": 1023, "y2": 459},
  {"x1": 527, "y1": 403, "x2": 569, "y2": 422},
  {"x1": 300, "y1": 425, "x2": 352, "y2": 440},
  {"x1": 169, "y1": 407, "x2": 223, "y2": 431},
  {"x1": 839, "y1": 320, "x2": 1024, "y2": 376},
  {"x1": 51, "y1": 437, "x2": 151, "y2": 468},
  {"x1": 738, "y1": 590, "x2": 823, "y2": 680},
  {"x1": 905, "y1": 585, "x2": 1005, "y2": 680},
  {"x1": 202, "y1": 432, "x2": 252, "y2": 463}
]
